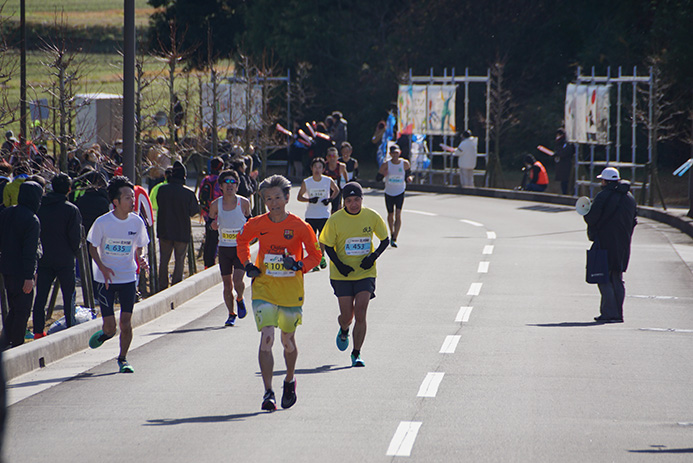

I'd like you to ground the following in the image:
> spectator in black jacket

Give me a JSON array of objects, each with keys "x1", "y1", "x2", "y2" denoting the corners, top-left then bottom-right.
[
  {"x1": 32, "y1": 173, "x2": 83, "y2": 338},
  {"x1": 0, "y1": 181, "x2": 42, "y2": 348},
  {"x1": 75, "y1": 172, "x2": 110, "y2": 233},
  {"x1": 156, "y1": 161, "x2": 200, "y2": 290},
  {"x1": 584, "y1": 167, "x2": 637, "y2": 323}
]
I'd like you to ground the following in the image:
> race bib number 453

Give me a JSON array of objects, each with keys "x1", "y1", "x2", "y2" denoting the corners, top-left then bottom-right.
[
  {"x1": 104, "y1": 238, "x2": 133, "y2": 257},
  {"x1": 344, "y1": 237, "x2": 371, "y2": 256}
]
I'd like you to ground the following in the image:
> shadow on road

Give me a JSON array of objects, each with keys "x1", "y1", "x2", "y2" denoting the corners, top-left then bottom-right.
[
  {"x1": 8, "y1": 371, "x2": 117, "y2": 389},
  {"x1": 527, "y1": 321, "x2": 607, "y2": 327},
  {"x1": 629, "y1": 447, "x2": 693, "y2": 454},
  {"x1": 265, "y1": 364, "x2": 352, "y2": 377},
  {"x1": 146, "y1": 326, "x2": 227, "y2": 336},
  {"x1": 145, "y1": 411, "x2": 269, "y2": 426},
  {"x1": 518, "y1": 204, "x2": 574, "y2": 213}
]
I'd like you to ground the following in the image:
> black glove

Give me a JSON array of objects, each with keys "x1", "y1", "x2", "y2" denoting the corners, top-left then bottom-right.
[
  {"x1": 321, "y1": 198, "x2": 331, "y2": 205},
  {"x1": 244, "y1": 263, "x2": 262, "y2": 278},
  {"x1": 308, "y1": 196, "x2": 319, "y2": 203},
  {"x1": 360, "y1": 253, "x2": 377, "y2": 270},
  {"x1": 283, "y1": 255, "x2": 304, "y2": 271},
  {"x1": 335, "y1": 261, "x2": 354, "y2": 277}
]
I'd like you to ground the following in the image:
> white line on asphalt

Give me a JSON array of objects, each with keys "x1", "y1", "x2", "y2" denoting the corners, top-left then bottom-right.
[
  {"x1": 460, "y1": 219, "x2": 484, "y2": 227},
  {"x1": 440, "y1": 335, "x2": 461, "y2": 353},
  {"x1": 640, "y1": 328, "x2": 693, "y2": 333},
  {"x1": 406, "y1": 209, "x2": 438, "y2": 216},
  {"x1": 387, "y1": 421, "x2": 422, "y2": 456},
  {"x1": 456, "y1": 306, "x2": 473, "y2": 322},
  {"x1": 478, "y1": 261, "x2": 489, "y2": 273},
  {"x1": 467, "y1": 282, "x2": 482, "y2": 296},
  {"x1": 487, "y1": 231, "x2": 497, "y2": 240},
  {"x1": 630, "y1": 295, "x2": 679, "y2": 300},
  {"x1": 482, "y1": 245, "x2": 494, "y2": 255},
  {"x1": 417, "y1": 372, "x2": 445, "y2": 397}
]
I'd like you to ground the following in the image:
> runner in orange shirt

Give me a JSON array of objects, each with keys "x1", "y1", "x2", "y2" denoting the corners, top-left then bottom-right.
[{"x1": 237, "y1": 174, "x2": 321, "y2": 411}]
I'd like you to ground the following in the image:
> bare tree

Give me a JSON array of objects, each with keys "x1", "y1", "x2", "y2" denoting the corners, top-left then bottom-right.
[
  {"x1": 485, "y1": 58, "x2": 518, "y2": 188},
  {"x1": 0, "y1": 1, "x2": 18, "y2": 129},
  {"x1": 635, "y1": 56, "x2": 680, "y2": 207},
  {"x1": 154, "y1": 20, "x2": 195, "y2": 157},
  {"x1": 289, "y1": 61, "x2": 315, "y2": 125},
  {"x1": 37, "y1": 11, "x2": 89, "y2": 172}
]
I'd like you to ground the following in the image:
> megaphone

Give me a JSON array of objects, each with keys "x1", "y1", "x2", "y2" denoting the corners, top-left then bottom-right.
[{"x1": 576, "y1": 196, "x2": 591, "y2": 216}]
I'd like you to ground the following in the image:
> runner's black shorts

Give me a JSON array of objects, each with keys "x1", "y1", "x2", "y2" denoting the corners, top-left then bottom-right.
[
  {"x1": 305, "y1": 218, "x2": 328, "y2": 236},
  {"x1": 330, "y1": 277, "x2": 376, "y2": 299},
  {"x1": 95, "y1": 281, "x2": 137, "y2": 317},
  {"x1": 385, "y1": 192, "x2": 405, "y2": 213},
  {"x1": 218, "y1": 246, "x2": 244, "y2": 276}
]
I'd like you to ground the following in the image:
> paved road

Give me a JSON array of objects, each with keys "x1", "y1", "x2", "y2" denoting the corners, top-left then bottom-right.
[{"x1": 5, "y1": 189, "x2": 693, "y2": 462}]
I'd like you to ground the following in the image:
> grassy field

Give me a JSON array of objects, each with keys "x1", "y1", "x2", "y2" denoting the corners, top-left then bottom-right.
[{"x1": 3, "y1": 0, "x2": 155, "y2": 27}]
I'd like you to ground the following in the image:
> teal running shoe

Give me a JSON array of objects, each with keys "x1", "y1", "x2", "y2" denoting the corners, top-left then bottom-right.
[
  {"x1": 336, "y1": 328, "x2": 349, "y2": 351},
  {"x1": 319, "y1": 256, "x2": 327, "y2": 269},
  {"x1": 117, "y1": 359, "x2": 134, "y2": 373},
  {"x1": 351, "y1": 353, "x2": 365, "y2": 367},
  {"x1": 89, "y1": 330, "x2": 105, "y2": 349}
]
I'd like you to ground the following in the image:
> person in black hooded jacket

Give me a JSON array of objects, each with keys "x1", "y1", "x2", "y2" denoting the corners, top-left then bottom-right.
[
  {"x1": 156, "y1": 161, "x2": 199, "y2": 289},
  {"x1": 0, "y1": 181, "x2": 42, "y2": 348},
  {"x1": 583, "y1": 167, "x2": 637, "y2": 323},
  {"x1": 32, "y1": 173, "x2": 83, "y2": 338}
]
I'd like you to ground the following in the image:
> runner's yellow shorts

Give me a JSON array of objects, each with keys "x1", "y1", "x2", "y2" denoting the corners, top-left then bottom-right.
[{"x1": 252, "y1": 299, "x2": 303, "y2": 333}]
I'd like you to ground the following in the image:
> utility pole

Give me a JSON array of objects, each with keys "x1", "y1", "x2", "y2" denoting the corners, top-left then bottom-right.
[{"x1": 123, "y1": 0, "x2": 136, "y2": 182}]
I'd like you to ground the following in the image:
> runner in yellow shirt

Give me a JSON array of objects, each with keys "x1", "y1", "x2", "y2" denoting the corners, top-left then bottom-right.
[
  {"x1": 236, "y1": 174, "x2": 321, "y2": 411},
  {"x1": 319, "y1": 182, "x2": 389, "y2": 367}
]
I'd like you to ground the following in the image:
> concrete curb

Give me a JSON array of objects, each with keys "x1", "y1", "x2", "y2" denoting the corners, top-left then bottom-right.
[{"x1": 3, "y1": 266, "x2": 222, "y2": 381}]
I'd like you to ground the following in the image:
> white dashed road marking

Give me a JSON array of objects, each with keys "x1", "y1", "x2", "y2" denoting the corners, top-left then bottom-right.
[
  {"x1": 440, "y1": 335, "x2": 461, "y2": 353},
  {"x1": 387, "y1": 422, "x2": 422, "y2": 456},
  {"x1": 417, "y1": 372, "x2": 445, "y2": 398},
  {"x1": 460, "y1": 219, "x2": 484, "y2": 227},
  {"x1": 456, "y1": 306, "x2": 473, "y2": 322},
  {"x1": 467, "y1": 282, "x2": 482, "y2": 296},
  {"x1": 482, "y1": 245, "x2": 494, "y2": 255},
  {"x1": 487, "y1": 231, "x2": 496, "y2": 239},
  {"x1": 406, "y1": 209, "x2": 438, "y2": 216},
  {"x1": 477, "y1": 261, "x2": 490, "y2": 273}
]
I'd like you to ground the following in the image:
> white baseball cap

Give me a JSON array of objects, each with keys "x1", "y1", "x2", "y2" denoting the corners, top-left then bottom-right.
[{"x1": 597, "y1": 167, "x2": 620, "y2": 181}]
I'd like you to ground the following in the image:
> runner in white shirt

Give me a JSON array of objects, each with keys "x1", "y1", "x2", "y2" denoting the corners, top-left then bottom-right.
[
  {"x1": 376, "y1": 144, "x2": 411, "y2": 248},
  {"x1": 297, "y1": 157, "x2": 339, "y2": 271},
  {"x1": 209, "y1": 169, "x2": 251, "y2": 326},
  {"x1": 87, "y1": 176, "x2": 149, "y2": 374}
]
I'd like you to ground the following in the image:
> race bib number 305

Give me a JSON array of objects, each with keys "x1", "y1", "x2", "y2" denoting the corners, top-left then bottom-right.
[
  {"x1": 220, "y1": 228, "x2": 240, "y2": 246},
  {"x1": 104, "y1": 238, "x2": 133, "y2": 257},
  {"x1": 264, "y1": 254, "x2": 295, "y2": 277},
  {"x1": 344, "y1": 237, "x2": 371, "y2": 256}
]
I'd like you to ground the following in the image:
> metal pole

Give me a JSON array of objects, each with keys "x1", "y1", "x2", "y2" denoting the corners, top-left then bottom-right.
[
  {"x1": 485, "y1": 68, "x2": 491, "y2": 187},
  {"x1": 123, "y1": 0, "x2": 136, "y2": 182},
  {"x1": 20, "y1": 0, "x2": 27, "y2": 146},
  {"x1": 616, "y1": 66, "x2": 622, "y2": 163}
]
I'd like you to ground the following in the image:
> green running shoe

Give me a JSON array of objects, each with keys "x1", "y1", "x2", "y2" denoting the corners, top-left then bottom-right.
[
  {"x1": 319, "y1": 256, "x2": 327, "y2": 269},
  {"x1": 351, "y1": 353, "x2": 365, "y2": 367},
  {"x1": 118, "y1": 359, "x2": 134, "y2": 373},
  {"x1": 89, "y1": 330, "x2": 105, "y2": 349}
]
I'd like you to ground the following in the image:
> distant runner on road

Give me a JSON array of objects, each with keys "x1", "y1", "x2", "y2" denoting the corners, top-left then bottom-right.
[
  {"x1": 376, "y1": 144, "x2": 411, "y2": 248},
  {"x1": 208, "y1": 169, "x2": 251, "y2": 327},
  {"x1": 320, "y1": 182, "x2": 389, "y2": 367},
  {"x1": 237, "y1": 175, "x2": 322, "y2": 411}
]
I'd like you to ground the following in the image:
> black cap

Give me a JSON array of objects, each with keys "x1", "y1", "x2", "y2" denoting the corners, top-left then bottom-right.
[
  {"x1": 342, "y1": 182, "x2": 362, "y2": 198},
  {"x1": 389, "y1": 144, "x2": 401, "y2": 153}
]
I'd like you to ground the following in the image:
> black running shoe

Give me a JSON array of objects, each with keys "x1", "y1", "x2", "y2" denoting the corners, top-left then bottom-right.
[
  {"x1": 281, "y1": 380, "x2": 297, "y2": 409},
  {"x1": 262, "y1": 389, "x2": 277, "y2": 411}
]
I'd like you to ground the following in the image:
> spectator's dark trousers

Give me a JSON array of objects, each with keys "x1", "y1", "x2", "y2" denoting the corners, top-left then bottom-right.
[
  {"x1": 597, "y1": 270, "x2": 625, "y2": 319},
  {"x1": 159, "y1": 239, "x2": 188, "y2": 290},
  {"x1": 33, "y1": 264, "x2": 76, "y2": 334},
  {"x1": 2, "y1": 274, "x2": 34, "y2": 348},
  {"x1": 203, "y1": 219, "x2": 219, "y2": 268}
]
